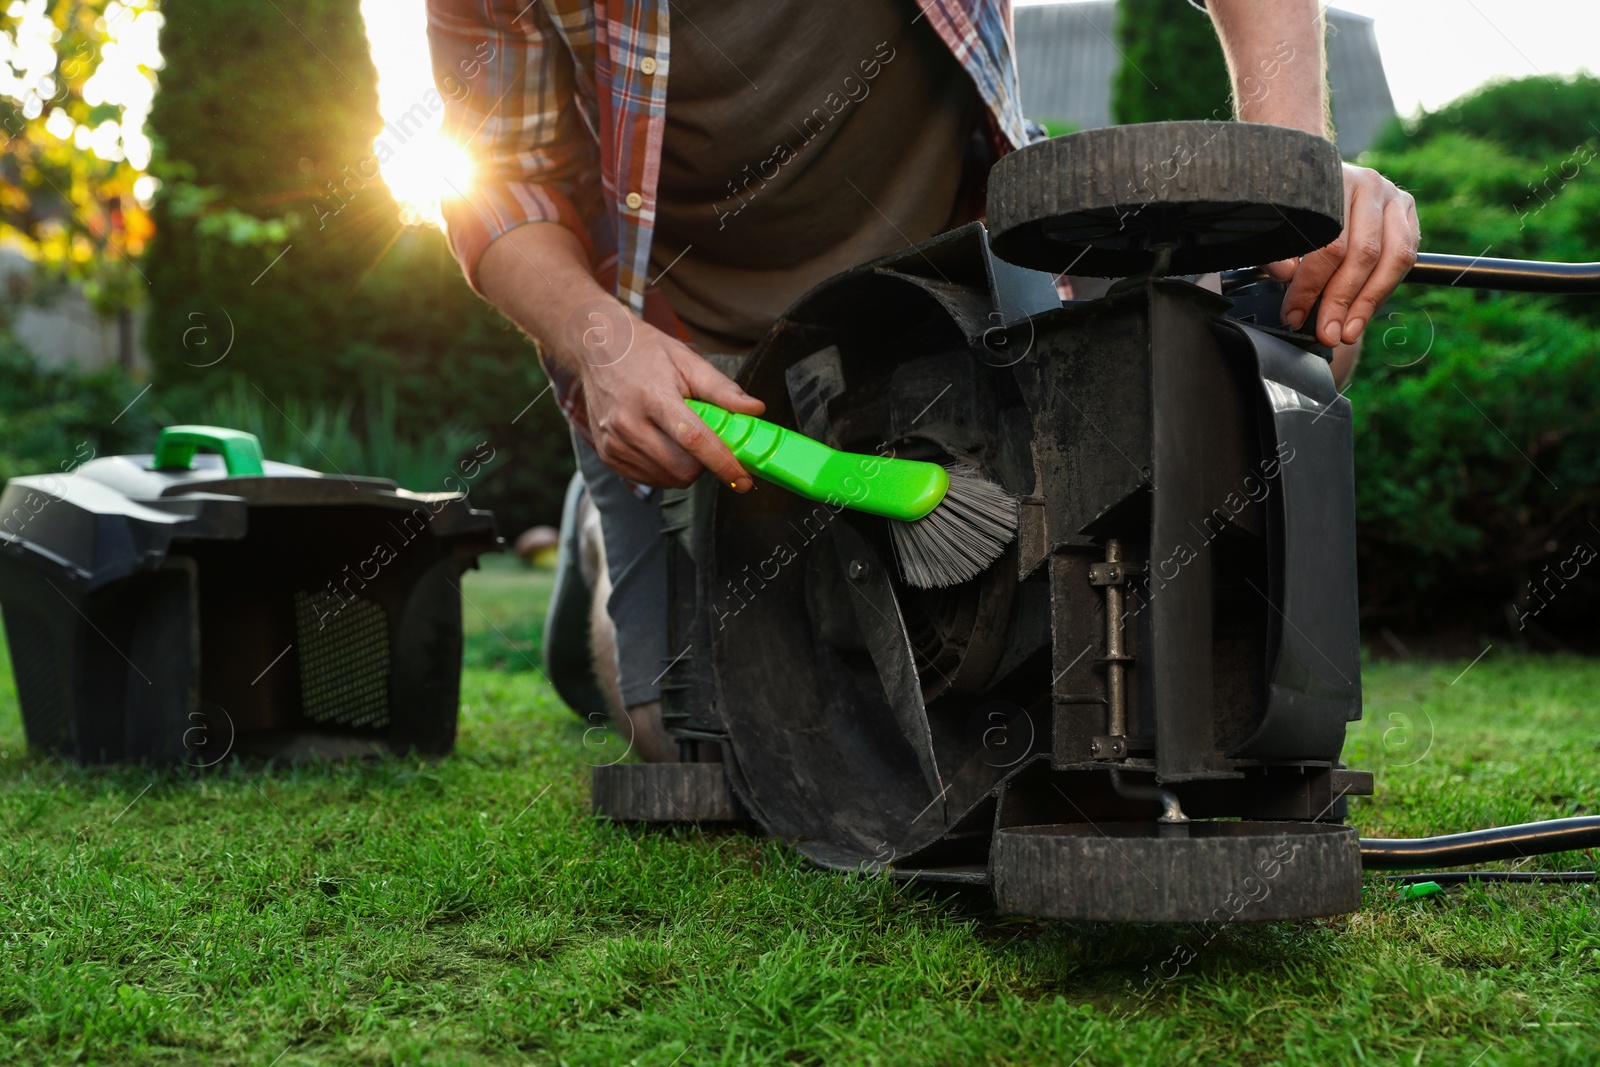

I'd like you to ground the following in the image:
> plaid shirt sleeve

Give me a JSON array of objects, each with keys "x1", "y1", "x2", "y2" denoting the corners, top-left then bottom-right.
[{"x1": 426, "y1": 0, "x2": 604, "y2": 292}]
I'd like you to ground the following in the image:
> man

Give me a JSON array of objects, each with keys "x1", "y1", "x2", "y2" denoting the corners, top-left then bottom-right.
[{"x1": 427, "y1": 0, "x2": 1420, "y2": 760}]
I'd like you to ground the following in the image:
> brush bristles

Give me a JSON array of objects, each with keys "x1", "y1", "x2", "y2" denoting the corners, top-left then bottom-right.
[{"x1": 889, "y1": 465, "x2": 1018, "y2": 589}]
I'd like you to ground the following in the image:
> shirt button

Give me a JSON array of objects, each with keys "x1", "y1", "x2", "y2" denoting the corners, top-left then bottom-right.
[
  {"x1": 640, "y1": 56, "x2": 658, "y2": 75},
  {"x1": 624, "y1": 192, "x2": 643, "y2": 210}
]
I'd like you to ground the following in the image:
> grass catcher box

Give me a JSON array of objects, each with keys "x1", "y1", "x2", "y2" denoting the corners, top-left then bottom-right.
[{"x1": 0, "y1": 425, "x2": 499, "y2": 764}]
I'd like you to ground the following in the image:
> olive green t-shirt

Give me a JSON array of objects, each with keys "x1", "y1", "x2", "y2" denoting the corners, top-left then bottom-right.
[{"x1": 650, "y1": 1, "x2": 979, "y2": 352}]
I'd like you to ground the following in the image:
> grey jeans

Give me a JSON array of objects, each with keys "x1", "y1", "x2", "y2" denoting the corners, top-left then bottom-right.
[{"x1": 573, "y1": 434, "x2": 667, "y2": 707}]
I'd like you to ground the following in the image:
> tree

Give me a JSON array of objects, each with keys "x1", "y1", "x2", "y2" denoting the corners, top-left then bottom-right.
[
  {"x1": 0, "y1": 0, "x2": 160, "y2": 367},
  {"x1": 143, "y1": 0, "x2": 392, "y2": 398},
  {"x1": 1111, "y1": 0, "x2": 1233, "y2": 125}
]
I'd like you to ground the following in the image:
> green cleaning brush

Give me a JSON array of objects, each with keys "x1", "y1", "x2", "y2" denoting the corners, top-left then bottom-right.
[{"x1": 687, "y1": 400, "x2": 1017, "y2": 589}]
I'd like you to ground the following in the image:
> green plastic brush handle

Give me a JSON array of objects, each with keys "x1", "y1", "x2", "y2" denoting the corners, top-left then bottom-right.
[{"x1": 687, "y1": 400, "x2": 948, "y2": 522}]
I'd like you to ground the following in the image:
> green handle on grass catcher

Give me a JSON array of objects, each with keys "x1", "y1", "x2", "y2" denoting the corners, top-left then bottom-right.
[
  {"x1": 151, "y1": 425, "x2": 267, "y2": 476},
  {"x1": 686, "y1": 400, "x2": 948, "y2": 522}
]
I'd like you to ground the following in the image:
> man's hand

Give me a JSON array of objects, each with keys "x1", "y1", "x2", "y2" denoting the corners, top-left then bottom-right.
[
  {"x1": 1208, "y1": 0, "x2": 1421, "y2": 347},
  {"x1": 477, "y1": 220, "x2": 764, "y2": 490},
  {"x1": 1267, "y1": 163, "x2": 1419, "y2": 347},
  {"x1": 571, "y1": 307, "x2": 764, "y2": 489}
]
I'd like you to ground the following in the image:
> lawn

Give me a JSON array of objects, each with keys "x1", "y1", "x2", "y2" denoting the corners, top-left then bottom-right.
[{"x1": 0, "y1": 556, "x2": 1596, "y2": 1066}]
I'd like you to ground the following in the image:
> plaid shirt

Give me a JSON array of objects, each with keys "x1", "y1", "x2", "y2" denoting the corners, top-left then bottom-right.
[{"x1": 427, "y1": 0, "x2": 1030, "y2": 439}]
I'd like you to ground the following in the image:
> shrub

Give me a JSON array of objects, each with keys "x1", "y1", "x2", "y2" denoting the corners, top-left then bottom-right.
[
  {"x1": 0, "y1": 335, "x2": 155, "y2": 485},
  {"x1": 1349, "y1": 291, "x2": 1600, "y2": 629},
  {"x1": 187, "y1": 376, "x2": 493, "y2": 493},
  {"x1": 1112, "y1": 0, "x2": 1232, "y2": 125},
  {"x1": 1372, "y1": 73, "x2": 1600, "y2": 167},
  {"x1": 1351, "y1": 91, "x2": 1600, "y2": 634}
]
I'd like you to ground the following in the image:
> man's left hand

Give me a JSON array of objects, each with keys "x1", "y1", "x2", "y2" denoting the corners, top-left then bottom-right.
[{"x1": 1266, "y1": 162, "x2": 1421, "y2": 348}]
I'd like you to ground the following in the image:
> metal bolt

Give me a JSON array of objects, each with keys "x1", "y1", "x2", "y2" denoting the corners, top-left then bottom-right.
[{"x1": 848, "y1": 559, "x2": 870, "y2": 582}]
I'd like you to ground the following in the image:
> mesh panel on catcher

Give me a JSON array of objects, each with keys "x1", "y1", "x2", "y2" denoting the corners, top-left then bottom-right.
[{"x1": 293, "y1": 591, "x2": 391, "y2": 729}]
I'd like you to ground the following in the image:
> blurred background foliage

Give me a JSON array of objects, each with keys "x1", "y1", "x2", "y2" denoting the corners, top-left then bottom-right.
[
  {"x1": 1113, "y1": 0, "x2": 1232, "y2": 124},
  {"x1": 1349, "y1": 74, "x2": 1600, "y2": 639},
  {"x1": 186, "y1": 377, "x2": 495, "y2": 494},
  {"x1": 0, "y1": 332, "x2": 144, "y2": 485},
  {"x1": 0, "y1": 0, "x2": 153, "y2": 342}
]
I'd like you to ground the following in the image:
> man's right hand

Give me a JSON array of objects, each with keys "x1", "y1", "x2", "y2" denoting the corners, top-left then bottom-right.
[
  {"x1": 567, "y1": 302, "x2": 764, "y2": 489},
  {"x1": 477, "y1": 221, "x2": 765, "y2": 491}
]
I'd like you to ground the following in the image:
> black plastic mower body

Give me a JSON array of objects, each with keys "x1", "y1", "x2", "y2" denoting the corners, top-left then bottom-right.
[{"x1": 0, "y1": 454, "x2": 499, "y2": 764}]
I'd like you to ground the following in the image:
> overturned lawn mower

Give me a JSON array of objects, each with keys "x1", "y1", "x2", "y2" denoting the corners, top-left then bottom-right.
[{"x1": 591, "y1": 121, "x2": 1600, "y2": 922}]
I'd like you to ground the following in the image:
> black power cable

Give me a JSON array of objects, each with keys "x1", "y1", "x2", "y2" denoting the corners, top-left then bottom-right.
[{"x1": 1360, "y1": 816, "x2": 1600, "y2": 871}]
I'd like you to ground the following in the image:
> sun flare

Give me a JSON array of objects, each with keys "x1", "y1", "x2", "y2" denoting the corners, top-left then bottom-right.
[
  {"x1": 359, "y1": 0, "x2": 475, "y2": 228},
  {"x1": 378, "y1": 127, "x2": 476, "y2": 228}
]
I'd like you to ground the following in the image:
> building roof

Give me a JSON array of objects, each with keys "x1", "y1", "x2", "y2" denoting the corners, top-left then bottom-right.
[{"x1": 1013, "y1": 2, "x2": 1397, "y2": 156}]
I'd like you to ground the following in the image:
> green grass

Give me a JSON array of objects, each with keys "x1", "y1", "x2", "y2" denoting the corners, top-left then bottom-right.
[
  {"x1": 457, "y1": 554, "x2": 553, "y2": 674},
  {"x1": 0, "y1": 565, "x2": 1597, "y2": 1065}
]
